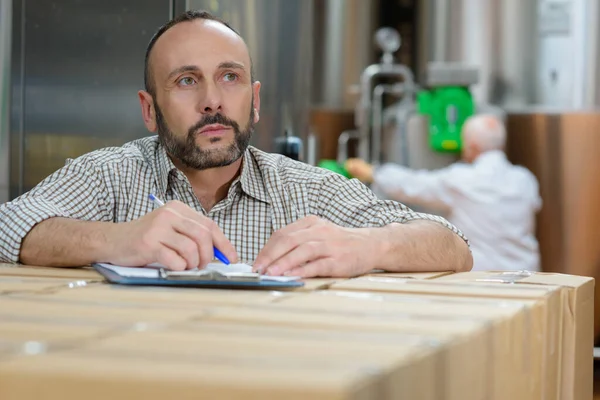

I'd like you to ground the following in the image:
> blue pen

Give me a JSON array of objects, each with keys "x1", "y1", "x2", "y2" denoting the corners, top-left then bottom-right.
[{"x1": 148, "y1": 193, "x2": 230, "y2": 265}]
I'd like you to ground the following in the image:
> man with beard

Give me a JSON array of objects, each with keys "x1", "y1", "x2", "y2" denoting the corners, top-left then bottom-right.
[{"x1": 0, "y1": 11, "x2": 472, "y2": 277}]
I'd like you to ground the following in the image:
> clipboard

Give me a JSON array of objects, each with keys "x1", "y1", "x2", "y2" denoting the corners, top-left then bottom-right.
[{"x1": 92, "y1": 263, "x2": 305, "y2": 290}]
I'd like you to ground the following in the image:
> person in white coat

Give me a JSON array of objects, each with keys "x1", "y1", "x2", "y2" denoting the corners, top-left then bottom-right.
[{"x1": 345, "y1": 114, "x2": 542, "y2": 272}]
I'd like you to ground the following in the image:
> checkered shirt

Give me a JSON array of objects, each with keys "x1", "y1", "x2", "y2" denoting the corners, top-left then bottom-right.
[{"x1": 0, "y1": 136, "x2": 468, "y2": 263}]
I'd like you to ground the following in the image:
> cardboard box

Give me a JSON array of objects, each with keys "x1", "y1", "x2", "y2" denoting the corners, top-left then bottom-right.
[
  {"x1": 0, "y1": 268, "x2": 579, "y2": 399},
  {"x1": 195, "y1": 304, "x2": 490, "y2": 400},
  {"x1": 0, "y1": 321, "x2": 113, "y2": 344},
  {"x1": 42, "y1": 284, "x2": 289, "y2": 307},
  {"x1": 0, "y1": 264, "x2": 341, "y2": 292},
  {"x1": 367, "y1": 270, "x2": 454, "y2": 280},
  {"x1": 74, "y1": 328, "x2": 441, "y2": 400},
  {"x1": 293, "y1": 278, "x2": 344, "y2": 291},
  {"x1": 0, "y1": 321, "x2": 117, "y2": 359},
  {"x1": 331, "y1": 277, "x2": 563, "y2": 400},
  {"x1": 0, "y1": 349, "x2": 382, "y2": 400},
  {"x1": 436, "y1": 271, "x2": 594, "y2": 400},
  {"x1": 0, "y1": 264, "x2": 101, "y2": 280},
  {"x1": 0, "y1": 294, "x2": 205, "y2": 326},
  {"x1": 0, "y1": 276, "x2": 98, "y2": 295},
  {"x1": 273, "y1": 290, "x2": 530, "y2": 400}
]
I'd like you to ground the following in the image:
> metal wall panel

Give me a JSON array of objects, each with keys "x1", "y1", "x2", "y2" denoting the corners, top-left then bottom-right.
[
  {"x1": 9, "y1": 0, "x2": 22, "y2": 199},
  {"x1": 10, "y1": 0, "x2": 171, "y2": 198},
  {"x1": 0, "y1": 0, "x2": 11, "y2": 204},
  {"x1": 187, "y1": 0, "x2": 314, "y2": 153}
]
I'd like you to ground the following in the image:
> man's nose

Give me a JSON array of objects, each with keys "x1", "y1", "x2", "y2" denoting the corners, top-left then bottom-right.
[{"x1": 199, "y1": 82, "x2": 223, "y2": 114}]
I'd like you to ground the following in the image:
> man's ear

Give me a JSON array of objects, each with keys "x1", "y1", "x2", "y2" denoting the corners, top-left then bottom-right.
[
  {"x1": 138, "y1": 90, "x2": 157, "y2": 132},
  {"x1": 252, "y1": 81, "x2": 261, "y2": 124}
]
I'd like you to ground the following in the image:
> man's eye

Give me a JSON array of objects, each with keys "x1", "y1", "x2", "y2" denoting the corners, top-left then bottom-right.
[
  {"x1": 179, "y1": 77, "x2": 196, "y2": 86},
  {"x1": 223, "y1": 73, "x2": 238, "y2": 82}
]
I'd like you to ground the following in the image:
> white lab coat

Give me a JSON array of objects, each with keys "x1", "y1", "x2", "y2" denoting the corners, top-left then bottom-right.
[{"x1": 372, "y1": 151, "x2": 542, "y2": 272}]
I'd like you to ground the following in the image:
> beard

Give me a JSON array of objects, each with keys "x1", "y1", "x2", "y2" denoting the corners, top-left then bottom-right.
[{"x1": 155, "y1": 99, "x2": 255, "y2": 170}]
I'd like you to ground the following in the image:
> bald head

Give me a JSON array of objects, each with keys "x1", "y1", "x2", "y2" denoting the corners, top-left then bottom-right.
[
  {"x1": 461, "y1": 115, "x2": 506, "y2": 162},
  {"x1": 144, "y1": 10, "x2": 254, "y2": 97}
]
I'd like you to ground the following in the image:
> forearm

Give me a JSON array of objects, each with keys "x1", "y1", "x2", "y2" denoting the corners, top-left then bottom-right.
[
  {"x1": 20, "y1": 217, "x2": 114, "y2": 267},
  {"x1": 372, "y1": 165, "x2": 453, "y2": 214},
  {"x1": 373, "y1": 221, "x2": 472, "y2": 273}
]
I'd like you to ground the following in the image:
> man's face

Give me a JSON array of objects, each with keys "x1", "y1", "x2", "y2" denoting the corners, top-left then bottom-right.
[
  {"x1": 145, "y1": 19, "x2": 261, "y2": 170},
  {"x1": 154, "y1": 95, "x2": 254, "y2": 170}
]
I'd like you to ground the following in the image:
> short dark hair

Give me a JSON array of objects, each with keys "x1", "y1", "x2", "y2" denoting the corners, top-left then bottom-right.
[{"x1": 144, "y1": 10, "x2": 253, "y2": 97}]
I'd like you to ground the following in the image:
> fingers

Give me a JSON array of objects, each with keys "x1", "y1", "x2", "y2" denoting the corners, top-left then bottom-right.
[
  {"x1": 122, "y1": 200, "x2": 238, "y2": 270},
  {"x1": 269, "y1": 214, "x2": 321, "y2": 237},
  {"x1": 253, "y1": 216, "x2": 321, "y2": 271},
  {"x1": 286, "y1": 258, "x2": 334, "y2": 278},
  {"x1": 344, "y1": 159, "x2": 361, "y2": 176},
  {"x1": 162, "y1": 201, "x2": 238, "y2": 265},
  {"x1": 206, "y1": 220, "x2": 238, "y2": 263},
  {"x1": 170, "y1": 216, "x2": 216, "y2": 268},
  {"x1": 263, "y1": 241, "x2": 328, "y2": 276},
  {"x1": 157, "y1": 231, "x2": 201, "y2": 270},
  {"x1": 155, "y1": 246, "x2": 187, "y2": 271}
]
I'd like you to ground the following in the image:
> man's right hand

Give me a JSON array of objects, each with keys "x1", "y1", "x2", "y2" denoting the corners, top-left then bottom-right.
[{"x1": 103, "y1": 201, "x2": 238, "y2": 270}]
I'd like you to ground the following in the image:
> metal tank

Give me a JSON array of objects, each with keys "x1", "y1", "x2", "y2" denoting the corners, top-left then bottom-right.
[
  {"x1": 186, "y1": 0, "x2": 314, "y2": 156},
  {"x1": 416, "y1": 0, "x2": 539, "y2": 107},
  {"x1": 416, "y1": 0, "x2": 600, "y2": 108},
  {"x1": 311, "y1": 0, "x2": 378, "y2": 110}
]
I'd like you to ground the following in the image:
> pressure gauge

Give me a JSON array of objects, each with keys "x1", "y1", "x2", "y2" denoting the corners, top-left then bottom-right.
[{"x1": 374, "y1": 27, "x2": 401, "y2": 54}]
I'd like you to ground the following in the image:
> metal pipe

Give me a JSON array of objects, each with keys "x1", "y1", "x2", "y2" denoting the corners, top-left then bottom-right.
[
  {"x1": 356, "y1": 63, "x2": 416, "y2": 161},
  {"x1": 371, "y1": 83, "x2": 405, "y2": 165},
  {"x1": 306, "y1": 131, "x2": 318, "y2": 166},
  {"x1": 395, "y1": 104, "x2": 418, "y2": 167},
  {"x1": 336, "y1": 130, "x2": 359, "y2": 164}
]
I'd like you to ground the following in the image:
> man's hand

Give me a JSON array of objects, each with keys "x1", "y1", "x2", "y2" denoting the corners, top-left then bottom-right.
[
  {"x1": 252, "y1": 216, "x2": 380, "y2": 278},
  {"x1": 345, "y1": 158, "x2": 374, "y2": 183},
  {"x1": 103, "y1": 201, "x2": 238, "y2": 270}
]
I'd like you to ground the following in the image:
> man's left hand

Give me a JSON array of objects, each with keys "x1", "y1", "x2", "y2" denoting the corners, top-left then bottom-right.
[
  {"x1": 345, "y1": 158, "x2": 374, "y2": 183},
  {"x1": 252, "y1": 216, "x2": 380, "y2": 278}
]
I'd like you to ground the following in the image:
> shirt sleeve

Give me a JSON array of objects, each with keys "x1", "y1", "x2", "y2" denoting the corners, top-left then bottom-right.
[
  {"x1": 315, "y1": 173, "x2": 469, "y2": 246},
  {"x1": 372, "y1": 163, "x2": 457, "y2": 213},
  {"x1": 0, "y1": 157, "x2": 114, "y2": 263}
]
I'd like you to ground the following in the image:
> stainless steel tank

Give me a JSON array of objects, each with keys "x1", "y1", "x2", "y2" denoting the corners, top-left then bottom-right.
[
  {"x1": 416, "y1": 0, "x2": 600, "y2": 108},
  {"x1": 187, "y1": 0, "x2": 314, "y2": 154}
]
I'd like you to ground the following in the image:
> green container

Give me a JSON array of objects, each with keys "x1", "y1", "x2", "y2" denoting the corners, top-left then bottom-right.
[
  {"x1": 417, "y1": 86, "x2": 475, "y2": 152},
  {"x1": 318, "y1": 160, "x2": 351, "y2": 178}
]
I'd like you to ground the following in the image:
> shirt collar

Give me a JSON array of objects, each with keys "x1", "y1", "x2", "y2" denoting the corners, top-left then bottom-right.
[
  {"x1": 238, "y1": 147, "x2": 270, "y2": 204},
  {"x1": 154, "y1": 141, "x2": 270, "y2": 204},
  {"x1": 473, "y1": 150, "x2": 507, "y2": 165},
  {"x1": 154, "y1": 140, "x2": 180, "y2": 197}
]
